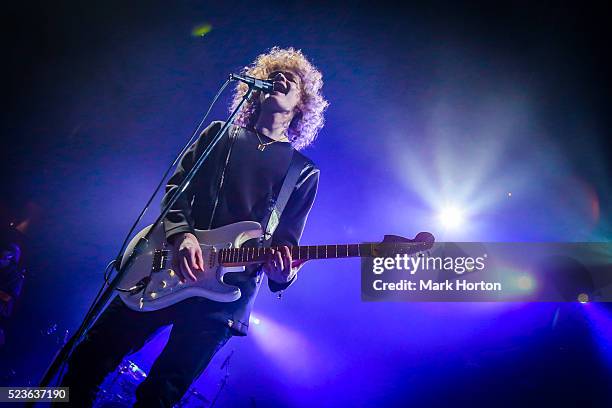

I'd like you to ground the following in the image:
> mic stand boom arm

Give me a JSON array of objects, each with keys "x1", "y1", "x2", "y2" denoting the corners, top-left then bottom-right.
[{"x1": 36, "y1": 85, "x2": 256, "y2": 392}]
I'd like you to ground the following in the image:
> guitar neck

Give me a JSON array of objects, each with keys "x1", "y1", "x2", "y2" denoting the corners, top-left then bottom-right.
[{"x1": 218, "y1": 243, "x2": 374, "y2": 266}]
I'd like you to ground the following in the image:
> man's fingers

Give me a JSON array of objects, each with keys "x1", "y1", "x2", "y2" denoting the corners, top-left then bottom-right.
[
  {"x1": 275, "y1": 250, "x2": 284, "y2": 272},
  {"x1": 267, "y1": 248, "x2": 277, "y2": 269},
  {"x1": 262, "y1": 247, "x2": 296, "y2": 283},
  {"x1": 182, "y1": 257, "x2": 197, "y2": 282},
  {"x1": 188, "y1": 249, "x2": 199, "y2": 272},
  {"x1": 282, "y1": 246, "x2": 292, "y2": 262},
  {"x1": 172, "y1": 255, "x2": 186, "y2": 282},
  {"x1": 196, "y1": 248, "x2": 205, "y2": 270},
  {"x1": 179, "y1": 257, "x2": 188, "y2": 282},
  {"x1": 281, "y1": 246, "x2": 292, "y2": 273}
]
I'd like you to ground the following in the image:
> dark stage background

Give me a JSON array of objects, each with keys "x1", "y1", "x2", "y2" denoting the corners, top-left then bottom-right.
[{"x1": 1, "y1": 1, "x2": 611, "y2": 406}]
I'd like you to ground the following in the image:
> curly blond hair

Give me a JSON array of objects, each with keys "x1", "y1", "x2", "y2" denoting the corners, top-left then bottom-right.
[{"x1": 229, "y1": 47, "x2": 328, "y2": 150}]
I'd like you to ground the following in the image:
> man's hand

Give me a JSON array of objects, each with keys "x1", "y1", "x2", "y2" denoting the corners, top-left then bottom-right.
[
  {"x1": 262, "y1": 246, "x2": 306, "y2": 284},
  {"x1": 170, "y1": 232, "x2": 204, "y2": 283}
]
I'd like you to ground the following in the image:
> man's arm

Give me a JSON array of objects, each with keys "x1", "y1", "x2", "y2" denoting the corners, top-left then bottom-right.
[
  {"x1": 162, "y1": 121, "x2": 223, "y2": 282},
  {"x1": 162, "y1": 121, "x2": 223, "y2": 241},
  {"x1": 266, "y1": 162, "x2": 320, "y2": 292}
]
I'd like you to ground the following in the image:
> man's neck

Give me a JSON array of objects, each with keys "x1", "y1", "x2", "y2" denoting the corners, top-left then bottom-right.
[{"x1": 254, "y1": 112, "x2": 291, "y2": 141}]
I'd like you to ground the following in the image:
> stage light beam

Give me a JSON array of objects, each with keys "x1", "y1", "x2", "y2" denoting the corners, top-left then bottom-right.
[{"x1": 438, "y1": 206, "x2": 465, "y2": 230}]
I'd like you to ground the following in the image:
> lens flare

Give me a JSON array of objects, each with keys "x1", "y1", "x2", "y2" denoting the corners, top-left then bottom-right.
[
  {"x1": 517, "y1": 274, "x2": 534, "y2": 291},
  {"x1": 191, "y1": 23, "x2": 212, "y2": 37}
]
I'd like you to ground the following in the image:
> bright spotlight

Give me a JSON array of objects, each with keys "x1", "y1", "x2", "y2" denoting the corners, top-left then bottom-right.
[
  {"x1": 577, "y1": 293, "x2": 589, "y2": 304},
  {"x1": 250, "y1": 316, "x2": 261, "y2": 325},
  {"x1": 438, "y1": 206, "x2": 465, "y2": 229}
]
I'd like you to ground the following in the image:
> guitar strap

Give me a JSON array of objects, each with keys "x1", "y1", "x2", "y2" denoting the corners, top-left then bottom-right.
[
  {"x1": 260, "y1": 149, "x2": 308, "y2": 247},
  {"x1": 206, "y1": 124, "x2": 307, "y2": 246}
]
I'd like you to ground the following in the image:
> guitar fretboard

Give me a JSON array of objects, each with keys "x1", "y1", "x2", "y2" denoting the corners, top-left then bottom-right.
[
  {"x1": 218, "y1": 244, "x2": 374, "y2": 265},
  {"x1": 217, "y1": 241, "x2": 427, "y2": 265}
]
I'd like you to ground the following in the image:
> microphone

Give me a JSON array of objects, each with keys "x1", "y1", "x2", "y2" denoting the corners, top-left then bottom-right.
[{"x1": 229, "y1": 73, "x2": 275, "y2": 93}]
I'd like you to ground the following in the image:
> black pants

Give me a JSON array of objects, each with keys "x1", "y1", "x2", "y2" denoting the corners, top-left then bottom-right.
[{"x1": 59, "y1": 296, "x2": 232, "y2": 407}]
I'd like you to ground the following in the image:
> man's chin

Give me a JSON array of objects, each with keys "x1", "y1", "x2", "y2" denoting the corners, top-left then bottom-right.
[{"x1": 260, "y1": 98, "x2": 292, "y2": 114}]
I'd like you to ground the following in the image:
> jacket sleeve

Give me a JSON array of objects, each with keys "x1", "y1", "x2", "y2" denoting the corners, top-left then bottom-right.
[
  {"x1": 268, "y1": 162, "x2": 320, "y2": 292},
  {"x1": 162, "y1": 121, "x2": 223, "y2": 242}
]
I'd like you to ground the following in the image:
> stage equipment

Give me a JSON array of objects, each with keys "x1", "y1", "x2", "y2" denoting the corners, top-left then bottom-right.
[
  {"x1": 117, "y1": 222, "x2": 434, "y2": 311},
  {"x1": 229, "y1": 73, "x2": 275, "y2": 93}
]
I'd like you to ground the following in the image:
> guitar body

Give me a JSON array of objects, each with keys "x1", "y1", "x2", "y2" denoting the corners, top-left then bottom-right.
[{"x1": 118, "y1": 221, "x2": 263, "y2": 312}]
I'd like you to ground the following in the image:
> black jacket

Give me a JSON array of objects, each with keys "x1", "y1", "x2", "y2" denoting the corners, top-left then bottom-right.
[{"x1": 162, "y1": 121, "x2": 319, "y2": 335}]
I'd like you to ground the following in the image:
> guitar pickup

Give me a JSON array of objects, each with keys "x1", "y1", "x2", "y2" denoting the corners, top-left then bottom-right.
[{"x1": 151, "y1": 249, "x2": 170, "y2": 272}]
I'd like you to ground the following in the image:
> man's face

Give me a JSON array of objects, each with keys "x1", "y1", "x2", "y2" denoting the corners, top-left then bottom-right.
[{"x1": 259, "y1": 70, "x2": 302, "y2": 118}]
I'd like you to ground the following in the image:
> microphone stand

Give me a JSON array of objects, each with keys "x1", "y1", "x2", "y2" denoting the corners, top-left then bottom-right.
[
  {"x1": 36, "y1": 84, "x2": 256, "y2": 393},
  {"x1": 210, "y1": 350, "x2": 233, "y2": 408}
]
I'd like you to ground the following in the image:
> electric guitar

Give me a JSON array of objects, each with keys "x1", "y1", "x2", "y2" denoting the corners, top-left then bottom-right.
[{"x1": 118, "y1": 221, "x2": 434, "y2": 311}]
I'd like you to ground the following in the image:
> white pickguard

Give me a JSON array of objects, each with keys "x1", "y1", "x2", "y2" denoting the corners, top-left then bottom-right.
[{"x1": 118, "y1": 221, "x2": 263, "y2": 312}]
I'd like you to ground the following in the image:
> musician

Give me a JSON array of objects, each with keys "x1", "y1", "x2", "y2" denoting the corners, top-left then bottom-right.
[
  {"x1": 60, "y1": 47, "x2": 328, "y2": 407},
  {"x1": 0, "y1": 242, "x2": 24, "y2": 348}
]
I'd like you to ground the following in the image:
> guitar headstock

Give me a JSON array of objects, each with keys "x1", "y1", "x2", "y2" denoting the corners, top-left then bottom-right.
[{"x1": 372, "y1": 232, "x2": 435, "y2": 257}]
